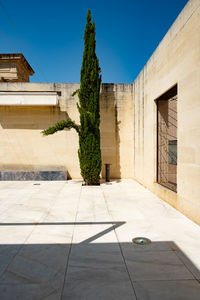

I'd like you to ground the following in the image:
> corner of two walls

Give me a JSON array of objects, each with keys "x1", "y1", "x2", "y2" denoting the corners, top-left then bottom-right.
[
  {"x1": 100, "y1": 83, "x2": 134, "y2": 179},
  {"x1": 58, "y1": 82, "x2": 134, "y2": 180}
]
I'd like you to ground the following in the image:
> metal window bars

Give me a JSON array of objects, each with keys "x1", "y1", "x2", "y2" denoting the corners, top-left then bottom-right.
[{"x1": 157, "y1": 95, "x2": 177, "y2": 192}]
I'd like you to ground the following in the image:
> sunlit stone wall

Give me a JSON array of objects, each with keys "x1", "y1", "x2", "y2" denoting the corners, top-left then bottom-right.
[
  {"x1": 132, "y1": 0, "x2": 200, "y2": 225},
  {"x1": 0, "y1": 82, "x2": 133, "y2": 180}
]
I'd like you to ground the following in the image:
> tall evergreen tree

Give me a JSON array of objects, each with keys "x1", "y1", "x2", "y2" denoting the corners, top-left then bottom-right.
[{"x1": 42, "y1": 10, "x2": 102, "y2": 185}]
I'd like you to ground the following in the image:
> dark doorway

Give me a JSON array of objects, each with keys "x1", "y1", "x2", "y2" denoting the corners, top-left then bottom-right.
[{"x1": 157, "y1": 85, "x2": 177, "y2": 192}]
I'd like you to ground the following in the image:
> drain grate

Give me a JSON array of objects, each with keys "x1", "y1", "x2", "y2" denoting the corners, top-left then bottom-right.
[{"x1": 132, "y1": 237, "x2": 151, "y2": 245}]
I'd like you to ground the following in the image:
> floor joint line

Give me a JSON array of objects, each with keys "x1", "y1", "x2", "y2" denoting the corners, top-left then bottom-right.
[
  {"x1": 60, "y1": 182, "x2": 82, "y2": 300},
  {"x1": 101, "y1": 184, "x2": 138, "y2": 300}
]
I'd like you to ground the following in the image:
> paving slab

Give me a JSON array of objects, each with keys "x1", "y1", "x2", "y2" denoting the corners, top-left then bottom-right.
[{"x1": 133, "y1": 280, "x2": 200, "y2": 300}]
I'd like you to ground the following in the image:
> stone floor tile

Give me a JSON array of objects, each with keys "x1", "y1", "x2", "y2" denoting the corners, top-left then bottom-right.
[
  {"x1": 68, "y1": 243, "x2": 124, "y2": 271},
  {"x1": 125, "y1": 250, "x2": 194, "y2": 281},
  {"x1": 0, "y1": 284, "x2": 40, "y2": 300},
  {"x1": 62, "y1": 266, "x2": 136, "y2": 300},
  {"x1": 133, "y1": 280, "x2": 200, "y2": 300},
  {"x1": 175, "y1": 249, "x2": 200, "y2": 279}
]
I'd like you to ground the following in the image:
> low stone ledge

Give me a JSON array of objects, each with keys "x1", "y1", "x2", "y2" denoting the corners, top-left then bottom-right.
[{"x1": 0, "y1": 171, "x2": 67, "y2": 181}]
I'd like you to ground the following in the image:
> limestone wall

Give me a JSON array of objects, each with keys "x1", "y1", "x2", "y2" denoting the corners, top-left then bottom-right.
[
  {"x1": 100, "y1": 84, "x2": 133, "y2": 178},
  {"x1": 0, "y1": 82, "x2": 133, "y2": 179},
  {"x1": 132, "y1": 0, "x2": 200, "y2": 225}
]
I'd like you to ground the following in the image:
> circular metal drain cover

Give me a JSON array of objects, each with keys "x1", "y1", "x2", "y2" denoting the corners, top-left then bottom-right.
[{"x1": 132, "y1": 237, "x2": 151, "y2": 245}]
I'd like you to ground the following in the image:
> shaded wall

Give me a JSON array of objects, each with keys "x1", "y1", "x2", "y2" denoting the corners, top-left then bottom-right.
[{"x1": 100, "y1": 83, "x2": 133, "y2": 179}]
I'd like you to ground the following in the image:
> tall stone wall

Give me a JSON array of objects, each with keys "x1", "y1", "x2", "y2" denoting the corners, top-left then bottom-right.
[
  {"x1": 132, "y1": 0, "x2": 200, "y2": 225},
  {"x1": 100, "y1": 84, "x2": 133, "y2": 179}
]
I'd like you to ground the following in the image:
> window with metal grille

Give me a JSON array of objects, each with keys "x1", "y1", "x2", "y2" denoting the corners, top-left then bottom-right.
[{"x1": 157, "y1": 85, "x2": 177, "y2": 192}]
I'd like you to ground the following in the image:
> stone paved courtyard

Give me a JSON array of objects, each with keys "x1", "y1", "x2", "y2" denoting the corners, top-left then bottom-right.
[{"x1": 0, "y1": 179, "x2": 200, "y2": 299}]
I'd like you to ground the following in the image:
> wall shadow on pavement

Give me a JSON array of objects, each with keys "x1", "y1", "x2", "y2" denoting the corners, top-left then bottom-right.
[{"x1": 0, "y1": 221, "x2": 200, "y2": 299}]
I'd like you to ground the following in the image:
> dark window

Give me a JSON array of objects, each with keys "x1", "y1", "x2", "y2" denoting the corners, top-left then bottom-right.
[
  {"x1": 157, "y1": 85, "x2": 177, "y2": 192},
  {"x1": 168, "y1": 140, "x2": 177, "y2": 165}
]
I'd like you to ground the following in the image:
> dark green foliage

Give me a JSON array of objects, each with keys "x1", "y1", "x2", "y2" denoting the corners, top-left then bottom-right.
[
  {"x1": 42, "y1": 118, "x2": 80, "y2": 135},
  {"x1": 77, "y1": 9, "x2": 101, "y2": 185},
  {"x1": 42, "y1": 9, "x2": 101, "y2": 185}
]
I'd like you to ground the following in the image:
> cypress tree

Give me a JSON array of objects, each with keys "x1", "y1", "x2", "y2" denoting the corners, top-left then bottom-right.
[{"x1": 42, "y1": 9, "x2": 102, "y2": 185}]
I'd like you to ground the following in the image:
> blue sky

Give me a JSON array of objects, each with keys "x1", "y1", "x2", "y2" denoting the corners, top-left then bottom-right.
[{"x1": 0, "y1": 0, "x2": 188, "y2": 83}]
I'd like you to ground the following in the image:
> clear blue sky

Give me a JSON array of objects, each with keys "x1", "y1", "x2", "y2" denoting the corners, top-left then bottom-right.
[{"x1": 0, "y1": 0, "x2": 188, "y2": 83}]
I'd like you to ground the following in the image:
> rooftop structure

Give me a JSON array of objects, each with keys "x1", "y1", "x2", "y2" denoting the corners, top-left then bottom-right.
[{"x1": 0, "y1": 53, "x2": 34, "y2": 82}]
